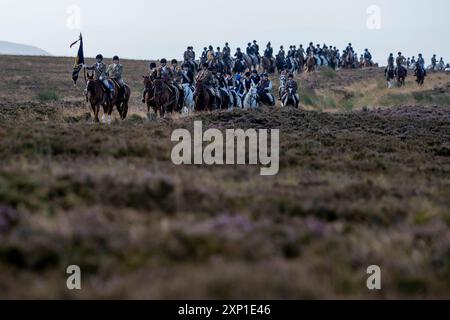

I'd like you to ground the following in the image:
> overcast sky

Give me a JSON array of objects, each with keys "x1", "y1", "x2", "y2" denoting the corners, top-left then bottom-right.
[{"x1": 0, "y1": 0, "x2": 448, "y2": 64}]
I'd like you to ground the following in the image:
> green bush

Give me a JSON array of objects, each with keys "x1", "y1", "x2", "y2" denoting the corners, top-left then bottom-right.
[{"x1": 36, "y1": 89, "x2": 59, "y2": 102}]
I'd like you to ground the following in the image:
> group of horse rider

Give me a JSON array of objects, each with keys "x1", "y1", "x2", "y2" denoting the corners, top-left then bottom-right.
[
  {"x1": 82, "y1": 54, "x2": 127, "y2": 100},
  {"x1": 188, "y1": 41, "x2": 374, "y2": 74},
  {"x1": 385, "y1": 52, "x2": 447, "y2": 85}
]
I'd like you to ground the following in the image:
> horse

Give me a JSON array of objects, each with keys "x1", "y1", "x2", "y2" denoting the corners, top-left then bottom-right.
[
  {"x1": 278, "y1": 75, "x2": 287, "y2": 100},
  {"x1": 275, "y1": 55, "x2": 286, "y2": 74},
  {"x1": 385, "y1": 66, "x2": 395, "y2": 89},
  {"x1": 261, "y1": 56, "x2": 275, "y2": 74},
  {"x1": 395, "y1": 66, "x2": 407, "y2": 87},
  {"x1": 195, "y1": 81, "x2": 216, "y2": 112},
  {"x1": 232, "y1": 59, "x2": 246, "y2": 74},
  {"x1": 229, "y1": 88, "x2": 243, "y2": 109},
  {"x1": 153, "y1": 79, "x2": 179, "y2": 117},
  {"x1": 243, "y1": 53, "x2": 258, "y2": 70},
  {"x1": 281, "y1": 87, "x2": 300, "y2": 108},
  {"x1": 243, "y1": 83, "x2": 259, "y2": 109},
  {"x1": 85, "y1": 73, "x2": 110, "y2": 123},
  {"x1": 415, "y1": 65, "x2": 426, "y2": 86},
  {"x1": 143, "y1": 76, "x2": 157, "y2": 117},
  {"x1": 181, "y1": 83, "x2": 195, "y2": 115},
  {"x1": 257, "y1": 88, "x2": 275, "y2": 107},
  {"x1": 343, "y1": 51, "x2": 354, "y2": 69},
  {"x1": 305, "y1": 55, "x2": 315, "y2": 73},
  {"x1": 109, "y1": 78, "x2": 131, "y2": 120}
]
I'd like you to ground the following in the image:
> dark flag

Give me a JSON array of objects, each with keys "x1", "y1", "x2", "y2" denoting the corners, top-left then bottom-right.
[{"x1": 71, "y1": 34, "x2": 84, "y2": 84}]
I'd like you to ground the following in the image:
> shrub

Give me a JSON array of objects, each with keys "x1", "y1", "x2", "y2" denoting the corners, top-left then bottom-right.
[{"x1": 36, "y1": 89, "x2": 59, "y2": 102}]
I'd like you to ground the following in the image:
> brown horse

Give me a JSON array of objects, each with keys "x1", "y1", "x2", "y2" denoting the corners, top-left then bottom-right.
[
  {"x1": 261, "y1": 56, "x2": 275, "y2": 74},
  {"x1": 109, "y1": 78, "x2": 131, "y2": 120},
  {"x1": 85, "y1": 73, "x2": 110, "y2": 123},
  {"x1": 153, "y1": 79, "x2": 179, "y2": 117},
  {"x1": 143, "y1": 76, "x2": 156, "y2": 116},
  {"x1": 195, "y1": 81, "x2": 215, "y2": 112},
  {"x1": 305, "y1": 55, "x2": 315, "y2": 73}
]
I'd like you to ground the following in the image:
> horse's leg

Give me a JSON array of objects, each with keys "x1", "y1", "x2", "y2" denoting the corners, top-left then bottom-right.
[{"x1": 94, "y1": 104, "x2": 100, "y2": 123}]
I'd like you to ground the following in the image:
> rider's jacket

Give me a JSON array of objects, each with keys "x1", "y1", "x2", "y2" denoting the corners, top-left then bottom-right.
[
  {"x1": 195, "y1": 69, "x2": 213, "y2": 85},
  {"x1": 106, "y1": 63, "x2": 123, "y2": 80},
  {"x1": 215, "y1": 51, "x2": 223, "y2": 60},
  {"x1": 251, "y1": 75, "x2": 261, "y2": 85},
  {"x1": 184, "y1": 50, "x2": 195, "y2": 62},
  {"x1": 388, "y1": 56, "x2": 394, "y2": 67},
  {"x1": 260, "y1": 79, "x2": 272, "y2": 92},
  {"x1": 431, "y1": 57, "x2": 437, "y2": 65},
  {"x1": 181, "y1": 70, "x2": 194, "y2": 85},
  {"x1": 306, "y1": 46, "x2": 314, "y2": 55},
  {"x1": 396, "y1": 56, "x2": 406, "y2": 66},
  {"x1": 243, "y1": 78, "x2": 253, "y2": 91},
  {"x1": 223, "y1": 46, "x2": 231, "y2": 57},
  {"x1": 156, "y1": 66, "x2": 173, "y2": 82},
  {"x1": 264, "y1": 47, "x2": 273, "y2": 58},
  {"x1": 278, "y1": 50, "x2": 285, "y2": 58},
  {"x1": 246, "y1": 46, "x2": 255, "y2": 56},
  {"x1": 364, "y1": 52, "x2": 372, "y2": 60},
  {"x1": 86, "y1": 62, "x2": 107, "y2": 80},
  {"x1": 235, "y1": 51, "x2": 243, "y2": 60},
  {"x1": 418, "y1": 57, "x2": 425, "y2": 68},
  {"x1": 252, "y1": 44, "x2": 260, "y2": 56},
  {"x1": 207, "y1": 50, "x2": 215, "y2": 61},
  {"x1": 225, "y1": 77, "x2": 235, "y2": 88},
  {"x1": 286, "y1": 79, "x2": 298, "y2": 92}
]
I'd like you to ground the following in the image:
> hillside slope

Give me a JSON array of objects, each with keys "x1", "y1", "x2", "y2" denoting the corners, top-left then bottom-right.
[
  {"x1": 0, "y1": 41, "x2": 50, "y2": 56},
  {"x1": 0, "y1": 56, "x2": 449, "y2": 299}
]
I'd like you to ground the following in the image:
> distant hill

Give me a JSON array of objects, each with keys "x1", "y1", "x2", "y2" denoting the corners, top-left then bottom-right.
[{"x1": 0, "y1": 41, "x2": 50, "y2": 56}]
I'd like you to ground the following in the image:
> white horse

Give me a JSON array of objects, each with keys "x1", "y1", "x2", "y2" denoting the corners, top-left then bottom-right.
[
  {"x1": 281, "y1": 87, "x2": 300, "y2": 108},
  {"x1": 229, "y1": 88, "x2": 243, "y2": 109},
  {"x1": 181, "y1": 83, "x2": 195, "y2": 115},
  {"x1": 243, "y1": 83, "x2": 259, "y2": 109}
]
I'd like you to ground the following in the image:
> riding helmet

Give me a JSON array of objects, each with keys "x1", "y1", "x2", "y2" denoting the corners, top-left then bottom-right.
[
  {"x1": 96, "y1": 54, "x2": 103, "y2": 60},
  {"x1": 113, "y1": 55, "x2": 119, "y2": 61},
  {"x1": 160, "y1": 58, "x2": 167, "y2": 64},
  {"x1": 171, "y1": 59, "x2": 178, "y2": 64},
  {"x1": 150, "y1": 62, "x2": 157, "y2": 68}
]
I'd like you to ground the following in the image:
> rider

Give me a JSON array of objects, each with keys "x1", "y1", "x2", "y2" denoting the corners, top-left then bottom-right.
[
  {"x1": 387, "y1": 53, "x2": 394, "y2": 68},
  {"x1": 251, "y1": 69, "x2": 260, "y2": 86},
  {"x1": 283, "y1": 73, "x2": 298, "y2": 103},
  {"x1": 207, "y1": 46, "x2": 215, "y2": 66},
  {"x1": 346, "y1": 43, "x2": 354, "y2": 54},
  {"x1": 431, "y1": 54, "x2": 437, "y2": 69},
  {"x1": 234, "y1": 47, "x2": 244, "y2": 62},
  {"x1": 252, "y1": 40, "x2": 260, "y2": 64},
  {"x1": 223, "y1": 43, "x2": 231, "y2": 58},
  {"x1": 246, "y1": 42, "x2": 256, "y2": 63},
  {"x1": 85, "y1": 54, "x2": 113, "y2": 99},
  {"x1": 438, "y1": 57, "x2": 445, "y2": 70},
  {"x1": 264, "y1": 42, "x2": 273, "y2": 59},
  {"x1": 396, "y1": 52, "x2": 406, "y2": 68},
  {"x1": 142, "y1": 62, "x2": 157, "y2": 103},
  {"x1": 259, "y1": 73, "x2": 275, "y2": 106},
  {"x1": 195, "y1": 62, "x2": 219, "y2": 101},
  {"x1": 242, "y1": 71, "x2": 254, "y2": 100},
  {"x1": 181, "y1": 64, "x2": 194, "y2": 86},
  {"x1": 278, "y1": 46, "x2": 285, "y2": 59},
  {"x1": 201, "y1": 47, "x2": 208, "y2": 64},
  {"x1": 363, "y1": 49, "x2": 372, "y2": 64},
  {"x1": 106, "y1": 55, "x2": 126, "y2": 100},
  {"x1": 215, "y1": 47, "x2": 223, "y2": 62}
]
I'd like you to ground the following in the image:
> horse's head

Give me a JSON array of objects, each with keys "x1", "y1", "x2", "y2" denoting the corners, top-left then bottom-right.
[
  {"x1": 85, "y1": 73, "x2": 96, "y2": 102},
  {"x1": 153, "y1": 79, "x2": 165, "y2": 96}
]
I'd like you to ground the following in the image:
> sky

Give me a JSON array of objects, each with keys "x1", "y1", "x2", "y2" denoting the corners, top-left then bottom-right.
[{"x1": 0, "y1": 0, "x2": 449, "y2": 64}]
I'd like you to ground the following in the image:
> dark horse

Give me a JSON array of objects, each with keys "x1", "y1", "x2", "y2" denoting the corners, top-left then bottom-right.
[
  {"x1": 261, "y1": 56, "x2": 275, "y2": 74},
  {"x1": 195, "y1": 82, "x2": 216, "y2": 112},
  {"x1": 395, "y1": 66, "x2": 407, "y2": 87},
  {"x1": 415, "y1": 63, "x2": 426, "y2": 86},
  {"x1": 85, "y1": 73, "x2": 130, "y2": 123},
  {"x1": 153, "y1": 79, "x2": 180, "y2": 117},
  {"x1": 143, "y1": 76, "x2": 156, "y2": 116}
]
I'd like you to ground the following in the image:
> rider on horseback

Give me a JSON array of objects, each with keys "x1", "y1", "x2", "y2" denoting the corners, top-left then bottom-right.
[
  {"x1": 223, "y1": 43, "x2": 231, "y2": 58},
  {"x1": 251, "y1": 69, "x2": 260, "y2": 86},
  {"x1": 259, "y1": 73, "x2": 275, "y2": 106},
  {"x1": 106, "y1": 56, "x2": 126, "y2": 100},
  {"x1": 431, "y1": 54, "x2": 437, "y2": 69},
  {"x1": 278, "y1": 46, "x2": 285, "y2": 59},
  {"x1": 363, "y1": 49, "x2": 373, "y2": 65},
  {"x1": 142, "y1": 62, "x2": 157, "y2": 103},
  {"x1": 85, "y1": 54, "x2": 114, "y2": 99},
  {"x1": 252, "y1": 40, "x2": 260, "y2": 64},
  {"x1": 282, "y1": 73, "x2": 299, "y2": 106}
]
